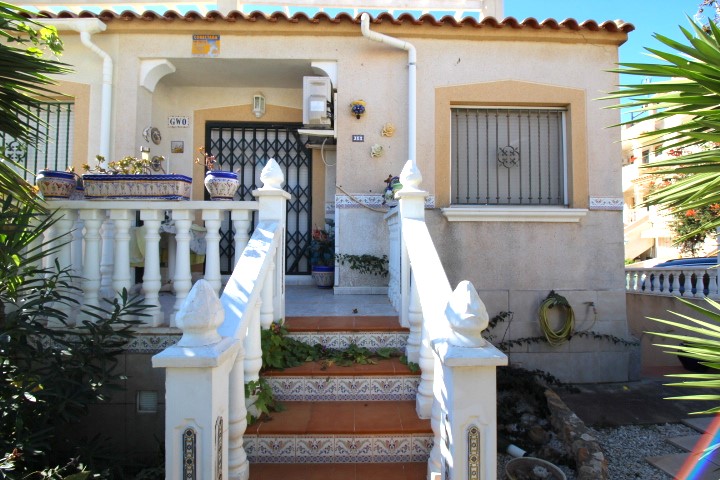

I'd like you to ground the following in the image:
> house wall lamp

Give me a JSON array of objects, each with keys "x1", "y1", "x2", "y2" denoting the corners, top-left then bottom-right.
[{"x1": 253, "y1": 93, "x2": 266, "y2": 118}]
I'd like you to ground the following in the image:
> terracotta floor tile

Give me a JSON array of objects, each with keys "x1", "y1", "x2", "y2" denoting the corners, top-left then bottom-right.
[
  {"x1": 256, "y1": 401, "x2": 312, "y2": 434},
  {"x1": 390, "y1": 357, "x2": 418, "y2": 375},
  {"x1": 353, "y1": 316, "x2": 405, "y2": 331},
  {"x1": 305, "y1": 463, "x2": 356, "y2": 480},
  {"x1": 355, "y1": 462, "x2": 407, "y2": 480},
  {"x1": 306, "y1": 401, "x2": 355, "y2": 434},
  {"x1": 249, "y1": 462, "x2": 308, "y2": 480},
  {"x1": 263, "y1": 361, "x2": 317, "y2": 376},
  {"x1": 284, "y1": 317, "x2": 320, "y2": 331},
  {"x1": 363, "y1": 358, "x2": 397, "y2": 375},
  {"x1": 397, "y1": 402, "x2": 432, "y2": 433},
  {"x1": 354, "y1": 401, "x2": 402, "y2": 434},
  {"x1": 317, "y1": 316, "x2": 355, "y2": 331},
  {"x1": 404, "y1": 462, "x2": 429, "y2": 480}
]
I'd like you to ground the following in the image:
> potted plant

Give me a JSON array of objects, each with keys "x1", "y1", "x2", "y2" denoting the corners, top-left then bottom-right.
[
  {"x1": 81, "y1": 154, "x2": 192, "y2": 200},
  {"x1": 196, "y1": 146, "x2": 239, "y2": 201},
  {"x1": 35, "y1": 167, "x2": 78, "y2": 200},
  {"x1": 310, "y1": 219, "x2": 335, "y2": 288}
]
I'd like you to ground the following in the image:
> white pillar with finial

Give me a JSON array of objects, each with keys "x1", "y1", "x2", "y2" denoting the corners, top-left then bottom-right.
[{"x1": 153, "y1": 279, "x2": 241, "y2": 480}]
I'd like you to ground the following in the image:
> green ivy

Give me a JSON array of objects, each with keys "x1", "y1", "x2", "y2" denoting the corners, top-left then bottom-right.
[
  {"x1": 245, "y1": 378, "x2": 285, "y2": 425},
  {"x1": 336, "y1": 254, "x2": 389, "y2": 277}
]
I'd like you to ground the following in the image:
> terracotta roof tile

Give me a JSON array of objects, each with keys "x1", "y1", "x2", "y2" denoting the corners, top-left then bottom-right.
[{"x1": 25, "y1": 10, "x2": 635, "y2": 33}]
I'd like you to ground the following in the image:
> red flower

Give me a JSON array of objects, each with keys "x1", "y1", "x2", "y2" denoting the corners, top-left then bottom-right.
[{"x1": 685, "y1": 209, "x2": 698, "y2": 217}]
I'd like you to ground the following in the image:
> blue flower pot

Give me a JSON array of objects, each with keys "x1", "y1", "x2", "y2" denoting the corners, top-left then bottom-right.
[{"x1": 311, "y1": 265, "x2": 335, "y2": 289}]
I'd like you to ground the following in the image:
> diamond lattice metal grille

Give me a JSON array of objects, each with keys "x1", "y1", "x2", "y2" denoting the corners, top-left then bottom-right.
[{"x1": 207, "y1": 122, "x2": 312, "y2": 274}]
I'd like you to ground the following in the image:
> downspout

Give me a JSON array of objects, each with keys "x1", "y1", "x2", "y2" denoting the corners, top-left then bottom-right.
[
  {"x1": 360, "y1": 12, "x2": 416, "y2": 166},
  {"x1": 39, "y1": 19, "x2": 111, "y2": 162}
]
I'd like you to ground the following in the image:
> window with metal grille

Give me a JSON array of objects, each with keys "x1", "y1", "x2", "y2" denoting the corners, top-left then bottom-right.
[
  {"x1": 1, "y1": 102, "x2": 74, "y2": 181},
  {"x1": 451, "y1": 107, "x2": 568, "y2": 206}
]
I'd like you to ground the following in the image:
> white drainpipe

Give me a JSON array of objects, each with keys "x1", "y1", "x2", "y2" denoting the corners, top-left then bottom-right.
[
  {"x1": 38, "y1": 19, "x2": 112, "y2": 162},
  {"x1": 360, "y1": 12, "x2": 416, "y2": 166}
]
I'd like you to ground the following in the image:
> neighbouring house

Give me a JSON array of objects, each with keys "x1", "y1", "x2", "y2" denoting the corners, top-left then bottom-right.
[
  {"x1": 9, "y1": 0, "x2": 636, "y2": 475},
  {"x1": 622, "y1": 113, "x2": 717, "y2": 263}
]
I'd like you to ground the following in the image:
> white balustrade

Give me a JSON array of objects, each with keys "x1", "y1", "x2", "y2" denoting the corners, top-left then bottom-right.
[
  {"x1": 625, "y1": 266, "x2": 720, "y2": 299},
  {"x1": 43, "y1": 200, "x2": 260, "y2": 328},
  {"x1": 44, "y1": 162, "x2": 287, "y2": 480},
  {"x1": 388, "y1": 160, "x2": 508, "y2": 480}
]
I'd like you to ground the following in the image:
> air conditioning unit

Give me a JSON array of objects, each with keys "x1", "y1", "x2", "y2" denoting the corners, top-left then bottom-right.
[{"x1": 303, "y1": 76, "x2": 332, "y2": 129}]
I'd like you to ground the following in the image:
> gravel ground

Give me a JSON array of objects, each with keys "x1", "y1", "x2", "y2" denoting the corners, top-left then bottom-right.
[{"x1": 497, "y1": 423, "x2": 697, "y2": 479}]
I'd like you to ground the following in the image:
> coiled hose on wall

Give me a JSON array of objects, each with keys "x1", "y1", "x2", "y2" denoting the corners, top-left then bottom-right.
[{"x1": 538, "y1": 290, "x2": 575, "y2": 346}]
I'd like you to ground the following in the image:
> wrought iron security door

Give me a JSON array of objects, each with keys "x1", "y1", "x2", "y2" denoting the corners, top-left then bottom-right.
[{"x1": 206, "y1": 122, "x2": 312, "y2": 274}]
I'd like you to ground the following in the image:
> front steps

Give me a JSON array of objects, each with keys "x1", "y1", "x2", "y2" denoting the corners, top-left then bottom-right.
[{"x1": 246, "y1": 315, "x2": 432, "y2": 479}]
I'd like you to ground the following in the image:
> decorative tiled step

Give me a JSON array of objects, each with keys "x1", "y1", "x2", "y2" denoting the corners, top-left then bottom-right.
[
  {"x1": 264, "y1": 358, "x2": 420, "y2": 401},
  {"x1": 245, "y1": 401, "x2": 433, "y2": 463},
  {"x1": 249, "y1": 461, "x2": 428, "y2": 479},
  {"x1": 284, "y1": 315, "x2": 409, "y2": 352}
]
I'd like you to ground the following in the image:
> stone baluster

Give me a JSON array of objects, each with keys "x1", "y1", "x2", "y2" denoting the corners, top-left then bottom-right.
[
  {"x1": 260, "y1": 259, "x2": 275, "y2": 329},
  {"x1": 406, "y1": 272, "x2": 422, "y2": 364},
  {"x1": 202, "y1": 209, "x2": 223, "y2": 295},
  {"x1": 79, "y1": 209, "x2": 104, "y2": 316},
  {"x1": 708, "y1": 268, "x2": 719, "y2": 299},
  {"x1": 50, "y1": 208, "x2": 77, "y2": 326},
  {"x1": 141, "y1": 209, "x2": 163, "y2": 326},
  {"x1": 244, "y1": 301, "x2": 263, "y2": 384},
  {"x1": 172, "y1": 210, "x2": 193, "y2": 326},
  {"x1": 232, "y1": 209, "x2": 252, "y2": 268},
  {"x1": 71, "y1": 215, "x2": 84, "y2": 277},
  {"x1": 152, "y1": 280, "x2": 241, "y2": 480},
  {"x1": 385, "y1": 211, "x2": 401, "y2": 314},
  {"x1": 99, "y1": 214, "x2": 115, "y2": 299},
  {"x1": 227, "y1": 352, "x2": 249, "y2": 480},
  {"x1": 431, "y1": 281, "x2": 508, "y2": 480},
  {"x1": 109, "y1": 209, "x2": 133, "y2": 299},
  {"x1": 678, "y1": 270, "x2": 690, "y2": 297},
  {"x1": 55, "y1": 208, "x2": 76, "y2": 277}
]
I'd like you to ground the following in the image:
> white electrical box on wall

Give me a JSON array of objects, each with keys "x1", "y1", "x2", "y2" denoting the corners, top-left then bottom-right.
[{"x1": 303, "y1": 76, "x2": 332, "y2": 128}]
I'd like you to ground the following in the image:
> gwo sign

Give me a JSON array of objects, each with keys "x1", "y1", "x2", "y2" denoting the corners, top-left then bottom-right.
[{"x1": 168, "y1": 116, "x2": 190, "y2": 128}]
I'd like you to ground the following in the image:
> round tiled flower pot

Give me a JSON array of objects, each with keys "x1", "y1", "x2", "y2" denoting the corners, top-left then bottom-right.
[
  {"x1": 205, "y1": 171, "x2": 239, "y2": 200},
  {"x1": 311, "y1": 265, "x2": 335, "y2": 289},
  {"x1": 36, "y1": 170, "x2": 77, "y2": 200}
]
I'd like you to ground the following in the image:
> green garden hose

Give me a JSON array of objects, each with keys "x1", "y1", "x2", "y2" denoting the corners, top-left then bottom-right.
[{"x1": 538, "y1": 290, "x2": 575, "y2": 347}]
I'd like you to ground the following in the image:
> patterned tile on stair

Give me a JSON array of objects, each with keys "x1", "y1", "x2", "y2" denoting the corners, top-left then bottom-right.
[{"x1": 682, "y1": 416, "x2": 715, "y2": 433}]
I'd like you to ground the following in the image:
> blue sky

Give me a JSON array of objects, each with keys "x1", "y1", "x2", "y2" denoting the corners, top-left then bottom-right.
[{"x1": 505, "y1": 0, "x2": 702, "y2": 68}]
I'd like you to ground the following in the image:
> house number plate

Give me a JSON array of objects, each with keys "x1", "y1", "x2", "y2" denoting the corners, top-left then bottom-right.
[{"x1": 352, "y1": 135, "x2": 365, "y2": 142}]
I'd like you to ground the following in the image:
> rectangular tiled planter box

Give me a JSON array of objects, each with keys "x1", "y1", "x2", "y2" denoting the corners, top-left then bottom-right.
[{"x1": 82, "y1": 174, "x2": 192, "y2": 200}]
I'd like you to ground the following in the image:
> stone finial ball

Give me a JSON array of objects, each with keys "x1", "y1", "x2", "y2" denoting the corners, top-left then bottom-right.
[
  {"x1": 444, "y1": 280, "x2": 489, "y2": 347},
  {"x1": 176, "y1": 279, "x2": 224, "y2": 347}
]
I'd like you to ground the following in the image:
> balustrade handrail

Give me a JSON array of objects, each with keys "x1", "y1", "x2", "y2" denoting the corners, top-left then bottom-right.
[
  {"x1": 625, "y1": 265, "x2": 719, "y2": 299},
  {"x1": 218, "y1": 220, "x2": 281, "y2": 340}
]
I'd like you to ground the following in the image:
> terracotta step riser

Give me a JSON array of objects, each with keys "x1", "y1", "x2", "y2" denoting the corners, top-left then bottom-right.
[
  {"x1": 268, "y1": 376, "x2": 420, "y2": 401},
  {"x1": 287, "y1": 332, "x2": 409, "y2": 352},
  {"x1": 245, "y1": 434, "x2": 433, "y2": 464}
]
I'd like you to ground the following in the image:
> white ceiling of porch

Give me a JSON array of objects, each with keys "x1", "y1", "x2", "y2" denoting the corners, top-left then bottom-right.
[{"x1": 161, "y1": 58, "x2": 318, "y2": 89}]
